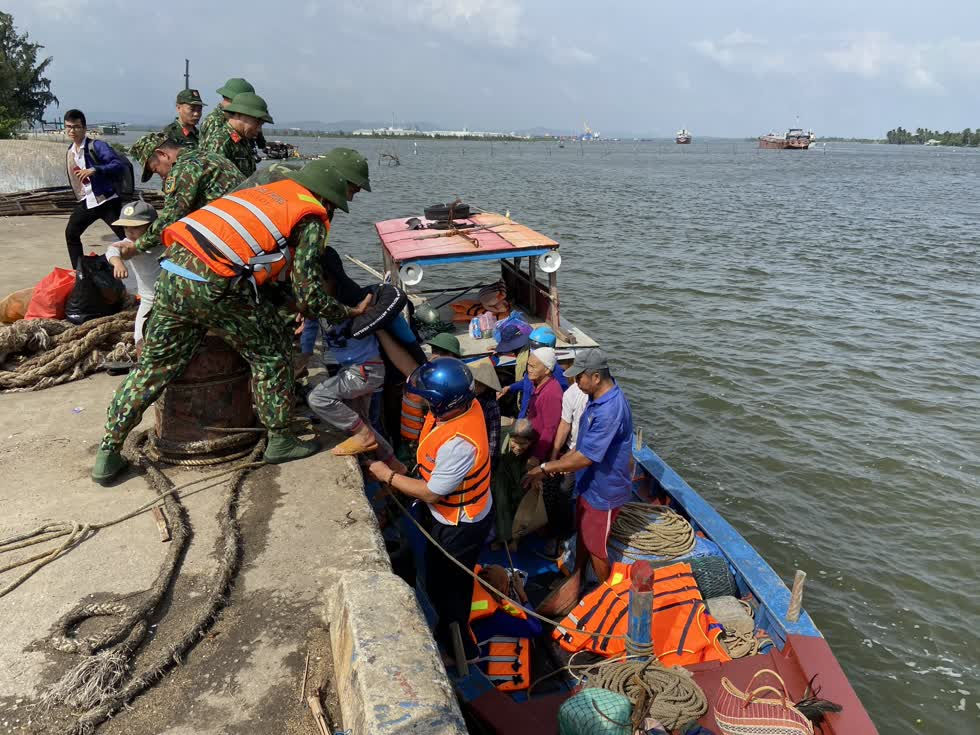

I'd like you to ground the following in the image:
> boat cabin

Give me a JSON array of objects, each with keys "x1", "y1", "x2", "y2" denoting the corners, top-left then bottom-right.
[{"x1": 375, "y1": 209, "x2": 598, "y2": 357}]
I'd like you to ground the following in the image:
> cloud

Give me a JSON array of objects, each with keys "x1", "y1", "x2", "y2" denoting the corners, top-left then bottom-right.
[
  {"x1": 548, "y1": 36, "x2": 597, "y2": 66},
  {"x1": 692, "y1": 30, "x2": 786, "y2": 73},
  {"x1": 343, "y1": 0, "x2": 525, "y2": 47},
  {"x1": 824, "y1": 31, "x2": 942, "y2": 91}
]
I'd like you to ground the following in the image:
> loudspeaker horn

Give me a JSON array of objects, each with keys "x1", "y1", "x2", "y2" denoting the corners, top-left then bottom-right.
[
  {"x1": 399, "y1": 262, "x2": 424, "y2": 286},
  {"x1": 538, "y1": 251, "x2": 562, "y2": 273}
]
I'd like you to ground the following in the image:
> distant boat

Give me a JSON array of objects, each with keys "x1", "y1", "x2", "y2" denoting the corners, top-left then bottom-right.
[
  {"x1": 759, "y1": 128, "x2": 811, "y2": 150},
  {"x1": 675, "y1": 128, "x2": 692, "y2": 144}
]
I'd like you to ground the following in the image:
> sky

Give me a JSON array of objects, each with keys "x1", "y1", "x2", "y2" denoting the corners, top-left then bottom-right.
[{"x1": 7, "y1": 0, "x2": 980, "y2": 137}]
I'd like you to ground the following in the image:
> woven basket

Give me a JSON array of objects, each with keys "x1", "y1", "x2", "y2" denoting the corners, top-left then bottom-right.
[{"x1": 714, "y1": 668, "x2": 813, "y2": 735}]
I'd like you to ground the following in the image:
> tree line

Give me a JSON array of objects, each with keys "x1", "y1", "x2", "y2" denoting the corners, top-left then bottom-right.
[
  {"x1": 0, "y1": 12, "x2": 57, "y2": 138},
  {"x1": 885, "y1": 127, "x2": 980, "y2": 146}
]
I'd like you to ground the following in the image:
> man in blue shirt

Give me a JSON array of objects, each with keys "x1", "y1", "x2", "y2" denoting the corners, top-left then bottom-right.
[{"x1": 524, "y1": 348, "x2": 633, "y2": 582}]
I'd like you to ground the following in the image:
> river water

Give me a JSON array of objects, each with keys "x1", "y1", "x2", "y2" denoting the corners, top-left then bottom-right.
[{"x1": 10, "y1": 134, "x2": 979, "y2": 730}]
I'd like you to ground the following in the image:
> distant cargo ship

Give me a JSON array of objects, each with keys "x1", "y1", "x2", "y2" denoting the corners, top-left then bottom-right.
[
  {"x1": 759, "y1": 128, "x2": 811, "y2": 149},
  {"x1": 675, "y1": 128, "x2": 692, "y2": 144}
]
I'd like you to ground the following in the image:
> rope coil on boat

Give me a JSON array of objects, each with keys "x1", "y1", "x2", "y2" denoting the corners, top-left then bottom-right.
[
  {"x1": 610, "y1": 503, "x2": 696, "y2": 559},
  {"x1": 584, "y1": 658, "x2": 708, "y2": 730}
]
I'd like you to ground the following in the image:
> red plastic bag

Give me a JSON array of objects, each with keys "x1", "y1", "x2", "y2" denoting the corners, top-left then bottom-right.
[{"x1": 24, "y1": 268, "x2": 76, "y2": 320}]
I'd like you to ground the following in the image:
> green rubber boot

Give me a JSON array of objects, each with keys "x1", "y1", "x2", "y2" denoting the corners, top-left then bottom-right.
[
  {"x1": 263, "y1": 434, "x2": 320, "y2": 464},
  {"x1": 92, "y1": 449, "x2": 129, "y2": 485}
]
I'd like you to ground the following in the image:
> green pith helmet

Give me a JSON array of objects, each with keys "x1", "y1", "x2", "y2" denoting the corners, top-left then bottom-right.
[
  {"x1": 216, "y1": 77, "x2": 255, "y2": 100},
  {"x1": 223, "y1": 92, "x2": 273, "y2": 123},
  {"x1": 322, "y1": 147, "x2": 371, "y2": 192},
  {"x1": 287, "y1": 161, "x2": 350, "y2": 213}
]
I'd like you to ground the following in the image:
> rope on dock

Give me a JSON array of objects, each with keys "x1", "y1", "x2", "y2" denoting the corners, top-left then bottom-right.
[
  {"x1": 610, "y1": 503, "x2": 695, "y2": 559},
  {"x1": 0, "y1": 310, "x2": 137, "y2": 392}
]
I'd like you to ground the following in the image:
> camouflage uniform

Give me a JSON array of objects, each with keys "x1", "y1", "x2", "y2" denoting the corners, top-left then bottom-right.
[
  {"x1": 200, "y1": 118, "x2": 258, "y2": 178},
  {"x1": 133, "y1": 148, "x2": 244, "y2": 254},
  {"x1": 161, "y1": 117, "x2": 200, "y2": 148},
  {"x1": 201, "y1": 106, "x2": 266, "y2": 156},
  {"x1": 101, "y1": 217, "x2": 350, "y2": 452}
]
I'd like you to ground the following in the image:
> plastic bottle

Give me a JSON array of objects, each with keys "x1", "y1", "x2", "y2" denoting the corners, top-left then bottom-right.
[
  {"x1": 469, "y1": 317, "x2": 482, "y2": 339},
  {"x1": 479, "y1": 311, "x2": 496, "y2": 335}
]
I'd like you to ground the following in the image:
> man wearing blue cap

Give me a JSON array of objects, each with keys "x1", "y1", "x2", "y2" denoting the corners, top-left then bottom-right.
[{"x1": 524, "y1": 348, "x2": 633, "y2": 583}]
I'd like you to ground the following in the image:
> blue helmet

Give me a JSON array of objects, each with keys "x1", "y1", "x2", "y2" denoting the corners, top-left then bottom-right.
[
  {"x1": 406, "y1": 357, "x2": 475, "y2": 418},
  {"x1": 529, "y1": 326, "x2": 557, "y2": 348}
]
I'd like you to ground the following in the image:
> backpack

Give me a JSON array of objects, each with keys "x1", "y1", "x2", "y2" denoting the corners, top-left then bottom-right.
[{"x1": 87, "y1": 140, "x2": 136, "y2": 197}]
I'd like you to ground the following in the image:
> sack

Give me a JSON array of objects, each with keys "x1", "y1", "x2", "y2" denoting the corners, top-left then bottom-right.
[
  {"x1": 24, "y1": 268, "x2": 76, "y2": 320},
  {"x1": 511, "y1": 483, "x2": 548, "y2": 539},
  {"x1": 0, "y1": 287, "x2": 35, "y2": 323},
  {"x1": 64, "y1": 255, "x2": 127, "y2": 324},
  {"x1": 714, "y1": 668, "x2": 813, "y2": 735},
  {"x1": 88, "y1": 140, "x2": 135, "y2": 197}
]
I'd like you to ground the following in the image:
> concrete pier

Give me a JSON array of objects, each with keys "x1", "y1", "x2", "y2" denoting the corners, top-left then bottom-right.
[{"x1": 0, "y1": 215, "x2": 466, "y2": 734}]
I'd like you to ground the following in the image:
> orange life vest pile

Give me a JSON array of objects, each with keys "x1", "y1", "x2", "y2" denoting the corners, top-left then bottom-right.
[
  {"x1": 449, "y1": 282, "x2": 511, "y2": 322},
  {"x1": 553, "y1": 561, "x2": 731, "y2": 667},
  {"x1": 468, "y1": 565, "x2": 531, "y2": 692}
]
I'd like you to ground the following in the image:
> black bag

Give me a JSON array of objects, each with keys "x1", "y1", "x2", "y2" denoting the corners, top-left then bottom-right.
[
  {"x1": 87, "y1": 140, "x2": 136, "y2": 197},
  {"x1": 65, "y1": 255, "x2": 127, "y2": 324}
]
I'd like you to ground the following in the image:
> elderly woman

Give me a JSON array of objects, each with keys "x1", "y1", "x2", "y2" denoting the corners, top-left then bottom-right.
[{"x1": 525, "y1": 347, "x2": 564, "y2": 461}]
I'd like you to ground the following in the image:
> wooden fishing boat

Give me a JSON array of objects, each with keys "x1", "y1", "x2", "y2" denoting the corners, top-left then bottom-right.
[{"x1": 363, "y1": 208, "x2": 878, "y2": 735}]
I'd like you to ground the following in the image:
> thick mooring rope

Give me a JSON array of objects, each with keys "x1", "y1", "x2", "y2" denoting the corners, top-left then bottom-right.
[
  {"x1": 0, "y1": 310, "x2": 137, "y2": 392},
  {"x1": 584, "y1": 659, "x2": 708, "y2": 730},
  {"x1": 37, "y1": 431, "x2": 267, "y2": 735},
  {"x1": 610, "y1": 503, "x2": 696, "y2": 559}
]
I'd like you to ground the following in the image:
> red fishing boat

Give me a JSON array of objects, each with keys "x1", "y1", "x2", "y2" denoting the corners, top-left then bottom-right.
[{"x1": 759, "y1": 128, "x2": 811, "y2": 149}]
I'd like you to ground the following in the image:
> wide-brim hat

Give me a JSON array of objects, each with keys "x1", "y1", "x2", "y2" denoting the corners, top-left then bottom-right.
[
  {"x1": 223, "y1": 92, "x2": 273, "y2": 124},
  {"x1": 495, "y1": 321, "x2": 532, "y2": 353},
  {"x1": 426, "y1": 332, "x2": 461, "y2": 356},
  {"x1": 216, "y1": 77, "x2": 255, "y2": 99},
  {"x1": 467, "y1": 357, "x2": 501, "y2": 392}
]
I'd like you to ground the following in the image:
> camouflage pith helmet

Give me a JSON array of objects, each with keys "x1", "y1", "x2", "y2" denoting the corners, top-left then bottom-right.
[
  {"x1": 216, "y1": 77, "x2": 255, "y2": 100},
  {"x1": 130, "y1": 132, "x2": 167, "y2": 182},
  {"x1": 287, "y1": 161, "x2": 350, "y2": 213},
  {"x1": 223, "y1": 92, "x2": 273, "y2": 124},
  {"x1": 322, "y1": 147, "x2": 371, "y2": 192}
]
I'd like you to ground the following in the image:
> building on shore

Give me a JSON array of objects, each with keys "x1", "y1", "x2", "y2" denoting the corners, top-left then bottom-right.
[{"x1": 352, "y1": 126, "x2": 529, "y2": 139}]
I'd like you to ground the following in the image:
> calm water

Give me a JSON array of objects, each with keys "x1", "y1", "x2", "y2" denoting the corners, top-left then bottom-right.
[{"x1": 18, "y1": 134, "x2": 980, "y2": 729}]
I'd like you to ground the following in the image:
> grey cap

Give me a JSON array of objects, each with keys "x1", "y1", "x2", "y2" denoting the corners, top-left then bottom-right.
[
  {"x1": 112, "y1": 199, "x2": 158, "y2": 227},
  {"x1": 563, "y1": 347, "x2": 609, "y2": 378}
]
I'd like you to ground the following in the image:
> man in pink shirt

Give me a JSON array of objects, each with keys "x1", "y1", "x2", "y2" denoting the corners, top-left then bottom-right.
[{"x1": 525, "y1": 347, "x2": 563, "y2": 460}]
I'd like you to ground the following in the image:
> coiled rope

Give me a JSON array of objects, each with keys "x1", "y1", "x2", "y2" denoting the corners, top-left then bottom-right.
[
  {"x1": 609, "y1": 503, "x2": 695, "y2": 559},
  {"x1": 716, "y1": 598, "x2": 773, "y2": 659},
  {"x1": 584, "y1": 658, "x2": 708, "y2": 730},
  {"x1": 0, "y1": 310, "x2": 137, "y2": 392}
]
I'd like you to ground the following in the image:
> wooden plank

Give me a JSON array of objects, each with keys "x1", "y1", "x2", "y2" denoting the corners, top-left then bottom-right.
[
  {"x1": 306, "y1": 694, "x2": 331, "y2": 735},
  {"x1": 151, "y1": 506, "x2": 171, "y2": 542}
]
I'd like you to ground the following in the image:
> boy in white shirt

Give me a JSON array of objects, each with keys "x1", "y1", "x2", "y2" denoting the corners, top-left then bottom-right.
[{"x1": 105, "y1": 200, "x2": 161, "y2": 348}]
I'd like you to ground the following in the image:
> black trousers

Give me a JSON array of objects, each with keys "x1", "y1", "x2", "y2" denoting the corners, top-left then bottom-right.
[
  {"x1": 65, "y1": 197, "x2": 124, "y2": 269},
  {"x1": 425, "y1": 511, "x2": 492, "y2": 660}
]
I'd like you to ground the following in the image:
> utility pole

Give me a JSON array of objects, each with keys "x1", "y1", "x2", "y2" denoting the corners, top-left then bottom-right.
[{"x1": 184, "y1": 59, "x2": 190, "y2": 90}]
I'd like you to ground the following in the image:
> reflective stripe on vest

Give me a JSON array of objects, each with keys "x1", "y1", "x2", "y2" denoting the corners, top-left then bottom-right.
[
  {"x1": 162, "y1": 179, "x2": 328, "y2": 289},
  {"x1": 400, "y1": 392, "x2": 426, "y2": 440},
  {"x1": 415, "y1": 400, "x2": 491, "y2": 525},
  {"x1": 552, "y1": 561, "x2": 731, "y2": 666},
  {"x1": 480, "y1": 637, "x2": 530, "y2": 692}
]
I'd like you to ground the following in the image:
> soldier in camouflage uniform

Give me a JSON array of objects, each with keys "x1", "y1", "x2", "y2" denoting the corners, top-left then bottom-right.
[
  {"x1": 200, "y1": 77, "x2": 266, "y2": 153},
  {"x1": 124, "y1": 133, "x2": 245, "y2": 255},
  {"x1": 161, "y1": 89, "x2": 206, "y2": 148},
  {"x1": 92, "y1": 160, "x2": 371, "y2": 484},
  {"x1": 200, "y1": 92, "x2": 272, "y2": 178}
]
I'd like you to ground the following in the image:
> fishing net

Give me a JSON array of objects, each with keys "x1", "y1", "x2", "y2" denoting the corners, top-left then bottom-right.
[
  {"x1": 558, "y1": 689, "x2": 632, "y2": 735},
  {"x1": 689, "y1": 555, "x2": 738, "y2": 599}
]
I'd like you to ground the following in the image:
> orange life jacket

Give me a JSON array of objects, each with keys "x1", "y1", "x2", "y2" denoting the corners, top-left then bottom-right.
[
  {"x1": 162, "y1": 179, "x2": 329, "y2": 290},
  {"x1": 417, "y1": 400, "x2": 491, "y2": 525},
  {"x1": 469, "y1": 566, "x2": 530, "y2": 692},
  {"x1": 553, "y1": 562, "x2": 731, "y2": 666},
  {"x1": 400, "y1": 390, "x2": 426, "y2": 442}
]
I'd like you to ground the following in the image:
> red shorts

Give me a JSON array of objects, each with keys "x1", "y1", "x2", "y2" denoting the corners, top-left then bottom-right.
[{"x1": 576, "y1": 497, "x2": 621, "y2": 561}]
